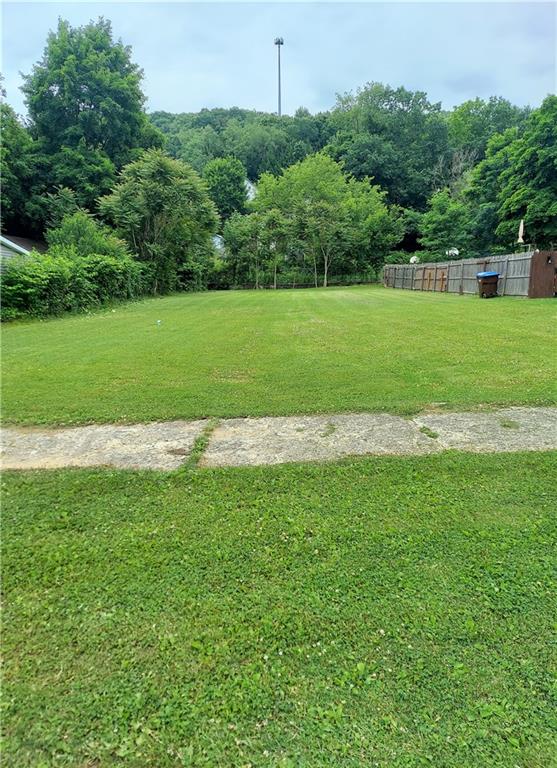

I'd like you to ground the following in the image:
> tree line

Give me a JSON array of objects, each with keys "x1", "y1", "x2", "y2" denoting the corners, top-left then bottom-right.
[{"x1": 1, "y1": 17, "x2": 555, "y2": 318}]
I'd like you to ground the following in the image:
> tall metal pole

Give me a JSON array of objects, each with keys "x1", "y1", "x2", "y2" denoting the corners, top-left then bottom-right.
[
  {"x1": 278, "y1": 42, "x2": 281, "y2": 116},
  {"x1": 274, "y1": 37, "x2": 284, "y2": 116}
]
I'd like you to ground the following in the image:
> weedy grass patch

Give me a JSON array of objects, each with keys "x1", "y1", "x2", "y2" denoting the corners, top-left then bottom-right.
[{"x1": 2, "y1": 451, "x2": 556, "y2": 767}]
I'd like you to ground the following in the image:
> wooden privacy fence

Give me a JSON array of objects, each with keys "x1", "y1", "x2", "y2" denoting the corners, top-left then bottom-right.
[{"x1": 383, "y1": 251, "x2": 557, "y2": 299}]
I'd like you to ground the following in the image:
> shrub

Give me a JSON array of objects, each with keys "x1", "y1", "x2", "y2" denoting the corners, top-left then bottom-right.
[
  {"x1": 1, "y1": 249, "x2": 145, "y2": 320},
  {"x1": 384, "y1": 250, "x2": 415, "y2": 264},
  {"x1": 2, "y1": 252, "x2": 86, "y2": 318},
  {"x1": 46, "y1": 210, "x2": 131, "y2": 261},
  {"x1": 80, "y1": 253, "x2": 144, "y2": 302}
]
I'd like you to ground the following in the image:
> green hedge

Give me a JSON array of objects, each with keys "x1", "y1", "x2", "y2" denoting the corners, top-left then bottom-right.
[{"x1": 1, "y1": 250, "x2": 145, "y2": 321}]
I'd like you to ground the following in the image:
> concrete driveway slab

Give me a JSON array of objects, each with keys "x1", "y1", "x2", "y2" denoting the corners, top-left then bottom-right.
[
  {"x1": 1, "y1": 420, "x2": 207, "y2": 470},
  {"x1": 201, "y1": 413, "x2": 441, "y2": 467},
  {"x1": 414, "y1": 407, "x2": 557, "y2": 453},
  {"x1": 2, "y1": 408, "x2": 555, "y2": 471}
]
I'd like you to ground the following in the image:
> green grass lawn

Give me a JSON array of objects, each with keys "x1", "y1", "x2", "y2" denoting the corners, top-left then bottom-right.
[
  {"x1": 2, "y1": 286, "x2": 556, "y2": 425},
  {"x1": 3, "y1": 452, "x2": 556, "y2": 767}
]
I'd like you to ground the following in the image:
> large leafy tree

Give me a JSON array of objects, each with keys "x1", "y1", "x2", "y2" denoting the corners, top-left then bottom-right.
[
  {"x1": 328, "y1": 132, "x2": 403, "y2": 200},
  {"x1": 454, "y1": 97, "x2": 557, "y2": 253},
  {"x1": 203, "y1": 157, "x2": 247, "y2": 222},
  {"x1": 418, "y1": 189, "x2": 473, "y2": 260},
  {"x1": 22, "y1": 18, "x2": 159, "y2": 164},
  {"x1": 253, "y1": 153, "x2": 402, "y2": 285},
  {"x1": 327, "y1": 83, "x2": 449, "y2": 210},
  {"x1": 0, "y1": 102, "x2": 34, "y2": 232},
  {"x1": 447, "y1": 96, "x2": 529, "y2": 161},
  {"x1": 254, "y1": 153, "x2": 347, "y2": 211},
  {"x1": 17, "y1": 17, "x2": 163, "y2": 234},
  {"x1": 419, "y1": 95, "x2": 555, "y2": 260},
  {"x1": 99, "y1": 150, "x2": 218, "y2": 293},
  {"x1": 461, "y1": 128, "x2": 519, "y2": 254},
  {"x1": 222, "y1": 208, "x2": 291, "y2": 289},
  {"x1": 222, "y1": 212, "x2": 265, "y2": 288},
  {"x1": 495, "y1": 95, "x2": 557, "y2": 247}
]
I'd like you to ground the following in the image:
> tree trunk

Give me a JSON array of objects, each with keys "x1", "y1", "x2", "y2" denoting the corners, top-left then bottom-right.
[
  {"x1": 255, "y1": 255, "x2": 260, "y2": 289},
  {"x1": 273, "y1": 262, "x2": 277, "y2": 289}
]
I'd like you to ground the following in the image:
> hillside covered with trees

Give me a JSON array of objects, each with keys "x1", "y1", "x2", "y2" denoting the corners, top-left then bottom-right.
[{"x1": 1, "y1": 17, "x2": 555, "y2": 317}]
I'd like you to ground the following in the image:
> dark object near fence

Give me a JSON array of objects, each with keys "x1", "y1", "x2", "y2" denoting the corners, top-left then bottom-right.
[
  {"x1": 383, "y1": 251, "x2": 557, "y2": 298},
  {"x1": 476, "y1": 271, "x2": 499, "y2": 298}
]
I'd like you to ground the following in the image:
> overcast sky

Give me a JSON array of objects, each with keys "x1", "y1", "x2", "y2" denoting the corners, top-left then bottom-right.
[{"x1": 2, "y1": 1, "x2": 556, "y2": 117}]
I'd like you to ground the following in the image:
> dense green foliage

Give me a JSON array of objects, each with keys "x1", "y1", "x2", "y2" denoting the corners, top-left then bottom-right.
[
  {"x1": 418, "y1": 189, "x2": 471, "y2": 258},
  {"x1": 1, "y1": 18, "x2": 162, "y2": 235},
  {"x1": 447, "y1": 96, "x2": 529, "y2": 162},
  {"x1": 0, "y1": 102, "x2": 34, "y2": 229},
  {"x1": 45, "y1": 209, "x2": 131, "y2": 260},
  {"x1": 2, "y1": 286, "x2": 555, "y2": 425},
  {"x1": 222, "y1": 153, "x2": 402, "y2": 287},
  {"x1": 1, "y1": 212, "x2": 144, "y2": 320},
  {"x1": 149, "y1": 85, "x2": 552, "y2": 263},
  {"x1": 3, "y1": 451, "x2": 557, "y2": 766},
  {"x1": 100, "y1": 149, "x2": 218, "y2": 293},
  {"x1": 151, "y1": 86, "x2": 528, "y2": 221},
  {"x1": 150, "y1": 106, "x2": 331, "y2": 179},
  {"x1": 1, "y1": 15, "x2": 553, "y2": 308},
  {"x1": 494, "y1": 95, "x2": 557, "y2": 245},
  {"x1": 203, "y1": 156, "x2": 248, "y2": 222},
  {"x1": 1, "y1": 250, "x2": 143, "y2": 320},
  {"x1": 415, "y1": 96, "x2": 557, "y2": 261},
  {"x1": 327, "y1": 84, "x2": 449, "y2": 210},
  {"x1": 22, "y1": 18, "x2": 153, "y2": 163}
]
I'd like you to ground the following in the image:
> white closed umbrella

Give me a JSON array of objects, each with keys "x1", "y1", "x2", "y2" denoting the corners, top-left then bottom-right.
[{"x1": 517, "y1": 219, "x2": 525, "y2": 244}]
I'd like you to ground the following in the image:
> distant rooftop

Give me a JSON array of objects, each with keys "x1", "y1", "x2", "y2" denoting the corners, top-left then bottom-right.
[{"x1": 1, "y1": 234, "x2": 47, "y2": 254}]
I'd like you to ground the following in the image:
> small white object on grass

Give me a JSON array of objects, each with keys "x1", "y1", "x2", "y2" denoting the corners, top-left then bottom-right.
[{"x1": 156, "y1": 320, "x2": 161, "y2": 327}]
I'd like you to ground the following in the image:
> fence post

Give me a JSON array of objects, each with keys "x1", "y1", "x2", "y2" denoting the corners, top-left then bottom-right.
[
  {"x1": 459, "y1": 260, "x2": 464, "y2": 294},
  {"x1": 434, "y1": 263, "x2": 438, "y2": 292},
  {"x1": 501, "y1": 255, "x2": 509, "y2": 296}
]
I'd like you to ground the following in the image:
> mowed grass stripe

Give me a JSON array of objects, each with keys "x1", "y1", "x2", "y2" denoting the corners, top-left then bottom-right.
[{"x1": 3, "y1": 286, "x2": 556, "y2": 425}]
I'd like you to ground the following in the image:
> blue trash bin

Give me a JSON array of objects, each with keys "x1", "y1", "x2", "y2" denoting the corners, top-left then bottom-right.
[{"x1": 476, "y1": 271, "x2": 499, "y2": 298}]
